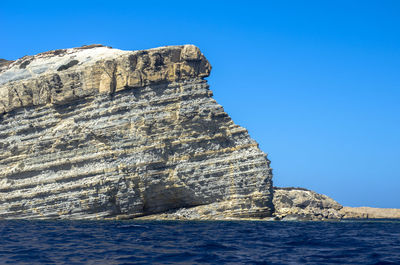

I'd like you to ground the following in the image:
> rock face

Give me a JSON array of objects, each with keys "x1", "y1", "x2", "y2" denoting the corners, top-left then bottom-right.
[
  {"x1": 0, "y1": 45, "x2": 273, "y2": 220},
  {"x1": 273, "y1": 187, "x2": 343, "y2": 220}
]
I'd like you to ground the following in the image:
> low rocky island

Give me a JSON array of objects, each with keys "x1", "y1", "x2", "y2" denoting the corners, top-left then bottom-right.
[
  {"x1": 0, "y1": 44, "x2": 398, "y2": 221},
  {"x1": 273, "y1": 188, "x2": 400, "y2": 221}
]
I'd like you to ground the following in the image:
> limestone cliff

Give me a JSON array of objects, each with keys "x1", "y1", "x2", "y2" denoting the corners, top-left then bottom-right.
[{"x1": 0, "y1": 44, "x2": 273, "y2": 220}]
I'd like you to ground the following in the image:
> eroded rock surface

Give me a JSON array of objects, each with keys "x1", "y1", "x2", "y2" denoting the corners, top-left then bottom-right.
[
  {"x1": 137, "y1": 187, "x2": 346, "y2": 221},
  {"x1": 273, "y1": 187, "x2": 343, "y2": 220},
  {"x1": 0, "y1": 45, "x2": 273, "y2": 220}
]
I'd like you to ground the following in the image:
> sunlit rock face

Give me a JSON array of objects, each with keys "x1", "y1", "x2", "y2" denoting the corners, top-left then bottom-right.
[
  {"x1": 273, "y1": 187, "x2": 343, "y2": 220},
  {"x1": 0, "y1": 44, "x2": 273, "y2": 220}
]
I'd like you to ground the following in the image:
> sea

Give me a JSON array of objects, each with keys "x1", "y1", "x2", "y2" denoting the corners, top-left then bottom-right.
[{"x1": 0, "y1": 220, "x2": 399, "y2": 264}]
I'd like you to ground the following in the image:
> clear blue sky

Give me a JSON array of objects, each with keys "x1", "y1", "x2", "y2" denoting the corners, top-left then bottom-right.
[{"x1": 1, "y1": 0, "x2": 399, "y2": 208}]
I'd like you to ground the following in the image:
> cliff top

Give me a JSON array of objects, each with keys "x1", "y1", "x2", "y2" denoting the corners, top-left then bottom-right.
[
  {"x1": 0, "y1": 44, "x2": 211, "y2": 114},
  {"x1": 0, "y1": 45, "x2": 124, "y2": 85},
  {"x1": 0, "y1": 44, "x2": 210, "y2": 86}
]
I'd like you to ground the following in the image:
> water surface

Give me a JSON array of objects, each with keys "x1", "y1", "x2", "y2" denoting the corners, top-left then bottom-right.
[{"x1": 0, "y1": 219, "x2": 399, "y2": 264}]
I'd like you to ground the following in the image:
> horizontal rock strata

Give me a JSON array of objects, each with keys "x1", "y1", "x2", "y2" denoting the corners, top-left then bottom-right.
[
  {"x1": 0, "y1": 45, "x2": 273, "y2": 220},
  {"x1": 136, "y1": 187, "x2": 345, "y2": 221}
]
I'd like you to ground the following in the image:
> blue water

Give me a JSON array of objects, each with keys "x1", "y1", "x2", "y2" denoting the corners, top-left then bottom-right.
[{"x1": 0, "y1": 220, "x2": 399, "y2": 264}]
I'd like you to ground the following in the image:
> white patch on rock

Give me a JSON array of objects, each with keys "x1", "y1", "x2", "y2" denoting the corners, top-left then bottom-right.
[{"x1": 0, "y1": 47, "x2": 129, "y2": 86}]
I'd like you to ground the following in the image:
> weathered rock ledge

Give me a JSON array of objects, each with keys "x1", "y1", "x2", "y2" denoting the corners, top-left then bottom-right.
[
  {"x1": 140, "y1": 187, "x2": 343, "y2": 221},
  {"x1": 135, "y1": 186, "x2": 343, "y2": 221},
  {"x1": 136, "y1": 186, "x2": 400, "y2": 221},
  {"x1": 0, "y1": 44, "x2": 210, "y2": 114},
  {"x1": 0, "y1": 44, "x2": 273, "y2": 220}
]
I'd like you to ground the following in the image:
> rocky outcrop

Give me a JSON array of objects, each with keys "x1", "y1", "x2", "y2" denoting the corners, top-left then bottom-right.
[
  {"x1": 137, "y1": 200, "x2": 269, "y2": 220},
  {"x1": 273, "y1": 187, "x2": 343, "y2": 220},
  {"x1": 273, "y1": 187, "x2": 400, "y2": 221},
  {"x1": 140, "y1": 187, "x2": 346, "y2": 221},
  {"x1": 340, "y1": 207, "x2": 400, "y2": 219},
  {"x1": 0, "y1": 44, "x2": 273, "y2": 220}
]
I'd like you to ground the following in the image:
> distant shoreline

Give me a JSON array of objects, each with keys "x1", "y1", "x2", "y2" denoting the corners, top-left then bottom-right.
[
  {"x1": 272, "y1": 187, "x2": 400, "y2": 221},
  {"x1": 340, "y1": 206, "x2": 400, "y2": 219}
]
